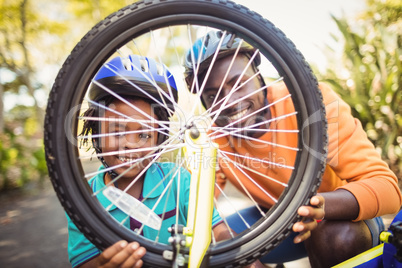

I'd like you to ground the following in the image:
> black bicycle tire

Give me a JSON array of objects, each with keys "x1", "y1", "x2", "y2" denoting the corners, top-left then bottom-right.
[{"x1": 44, "y1": 0, "x2": 328, "y2": 267}]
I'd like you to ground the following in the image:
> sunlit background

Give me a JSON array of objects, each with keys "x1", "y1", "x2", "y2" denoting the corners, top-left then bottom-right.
[
  {"x1": 0, "y1": 0, "x2": 400, "y2": 267},
  {"x1": 235, "y1": 0, "x2": 365, "y2": 71}
]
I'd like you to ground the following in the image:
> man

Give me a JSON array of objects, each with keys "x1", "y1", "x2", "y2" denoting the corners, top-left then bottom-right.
[{"x1": 184, "y1": 30, "x2": 401, "y2": 267}]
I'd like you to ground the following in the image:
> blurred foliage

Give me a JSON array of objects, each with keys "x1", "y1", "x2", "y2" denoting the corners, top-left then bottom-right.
[
  {"x1": 67, "y1": 0, "x2": 133, "y2": 23},
  {"x1": 0, "y1": 0, "x2": 133, "y2": 191},
  {"x1": 0, "y1": 106, "x2": 47, "y2": 190},
  {"x1": 0, "y1": 0, "x2": 69, "y2": 104},
  {"x1": 317, "y1": 0, "x2": 402, "y2": 178}
]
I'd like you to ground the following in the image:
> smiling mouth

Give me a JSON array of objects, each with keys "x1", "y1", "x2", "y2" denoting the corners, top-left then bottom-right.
[
  {"x1": 118, "y1": 156, "x2": 138, "y2": 164},
  {"x1": 228, "y1": 108, "x2": 249, "y2": 121}
]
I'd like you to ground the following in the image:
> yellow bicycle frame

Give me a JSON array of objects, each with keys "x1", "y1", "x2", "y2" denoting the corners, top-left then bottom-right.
[{"x1": 183, "y1": 127, "x2": 218, "y2": 268}]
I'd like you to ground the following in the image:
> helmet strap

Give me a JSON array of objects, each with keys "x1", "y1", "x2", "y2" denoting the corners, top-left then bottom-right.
[{"x1": 93, "y1": 139, "x2": 119, "y2": 188}]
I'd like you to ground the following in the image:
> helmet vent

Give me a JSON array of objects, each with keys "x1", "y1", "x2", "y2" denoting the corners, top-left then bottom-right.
[
  {"x1": 122, "y1": 58, "x2": 134, "y2": 71},
  {"x1": 156, "y1": 62, "x2": 164, "y2": 76},
  {"x1": 139, "y1": 58, "x2": 149, "y2": 73}
]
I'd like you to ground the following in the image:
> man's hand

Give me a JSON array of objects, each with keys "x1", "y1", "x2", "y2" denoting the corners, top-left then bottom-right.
[{"x1": 292, "y1": 195, "x2": 325, "y2": 244}]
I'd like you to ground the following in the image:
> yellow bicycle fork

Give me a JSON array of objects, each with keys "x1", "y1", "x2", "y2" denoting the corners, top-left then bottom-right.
[{"x1": 181, "y1": 126, "x2": 218, "y2": 268}]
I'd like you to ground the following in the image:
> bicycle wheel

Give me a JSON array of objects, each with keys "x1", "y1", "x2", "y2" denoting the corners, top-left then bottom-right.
[{"x1": 44, "y1": 0, "x2": 327, "y2": 267}]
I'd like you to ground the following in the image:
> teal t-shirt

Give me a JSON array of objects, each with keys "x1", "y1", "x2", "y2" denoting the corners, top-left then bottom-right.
[{"x1": 67, "y1": 162, "x2": 222, "y2": 267}]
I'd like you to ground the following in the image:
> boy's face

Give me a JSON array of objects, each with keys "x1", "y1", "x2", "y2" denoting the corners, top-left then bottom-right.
[
  {"x1": 200, "y1": 53, "x2": 267, "y2": 137},
  {"x1": 100, "y1": 98, "x2": 159, "y2": 179}
]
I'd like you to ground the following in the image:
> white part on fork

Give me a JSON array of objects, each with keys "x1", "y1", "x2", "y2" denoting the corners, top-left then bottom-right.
[
  {"x1": 183, "y1": 125, "x2": 218, "y2": 268},
  {"x1": 103, "y1": 186, "x2": 162, "y2": 230}
]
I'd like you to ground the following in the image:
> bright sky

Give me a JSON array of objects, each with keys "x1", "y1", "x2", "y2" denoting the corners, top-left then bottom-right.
[{"x1": 233, "y1": 0, "x2": 366, "y2": 70}]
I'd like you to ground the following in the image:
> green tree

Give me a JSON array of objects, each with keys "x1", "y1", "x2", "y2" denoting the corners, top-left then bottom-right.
[
  {"x1": 0, "y1": 0, "x2": 137, "y2": 190},
  {"x1": 0, "y1": 0, "x2": 66, "y2": 190},
  {"x1": 0, "y1": 0, "x2": 69, "y2": 131},
  {"x1": 318, "y1": 0, "x2": 402, "y2": 178},
  {"x1": 0, "y1": 0, "x2": 69, "y2": 190}
]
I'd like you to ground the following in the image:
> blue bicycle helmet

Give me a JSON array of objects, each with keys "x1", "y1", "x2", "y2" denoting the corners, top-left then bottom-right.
[
  {"x1": 89, "y1": 54, "x2": 178, "y2": 108},
  {"x1": 184, "y1": 30, "x2": 261, "y2": 86}
]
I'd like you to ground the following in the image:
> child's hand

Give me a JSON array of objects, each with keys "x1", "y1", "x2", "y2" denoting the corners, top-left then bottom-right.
[{"x1": 95, "y1": 240, "x2": 146, "y2": 268}]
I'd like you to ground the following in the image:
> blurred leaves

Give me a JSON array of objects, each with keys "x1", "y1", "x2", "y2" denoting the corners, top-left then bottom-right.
[
  {"x1": 0, "y1": 126, "x2": 47, "y2": 190},
  {"x1": 318, "y1": 0, "x2": 402, "y2": 178},
  {"x1": 67, "y1": 0, "x2": 133, "y2": 23},
  {"x1": 0, "y1": 0, "x2": 133, "y2": 191}
]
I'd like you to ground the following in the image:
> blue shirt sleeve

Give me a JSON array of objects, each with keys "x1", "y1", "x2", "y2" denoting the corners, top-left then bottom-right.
[
  {"x1": 66, "y1": 214, "x2": 100, "y2": 267},
  {"x1": 212, "y1": 206, "x2": 223, "y2": 227}
]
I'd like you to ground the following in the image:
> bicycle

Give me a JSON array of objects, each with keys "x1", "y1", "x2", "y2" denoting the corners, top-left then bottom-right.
[
  {"x1": 44, "y1": 0, "x2": 327, "y2": 267},
  {"x1": 334, "y1": 210, "x2": 402, "y2": 268}
]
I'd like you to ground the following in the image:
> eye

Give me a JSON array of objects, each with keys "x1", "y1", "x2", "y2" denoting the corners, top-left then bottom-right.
[
  {"x1": 139, "y1": 133, "x2": 151, "y2": 139},
  {"x1": 208, "y1": 94, "x2": 216, "y2": 100}
]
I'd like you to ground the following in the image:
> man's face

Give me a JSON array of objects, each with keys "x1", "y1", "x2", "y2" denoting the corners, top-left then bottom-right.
[{"x1": 201, "y1": 53, "x2": 267, "y2": 137}]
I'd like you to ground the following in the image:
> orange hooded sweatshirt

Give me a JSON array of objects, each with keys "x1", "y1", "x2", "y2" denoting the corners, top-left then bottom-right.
[{"x1": 213, "y1": 82, "x2": 401, "y2": 221}]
